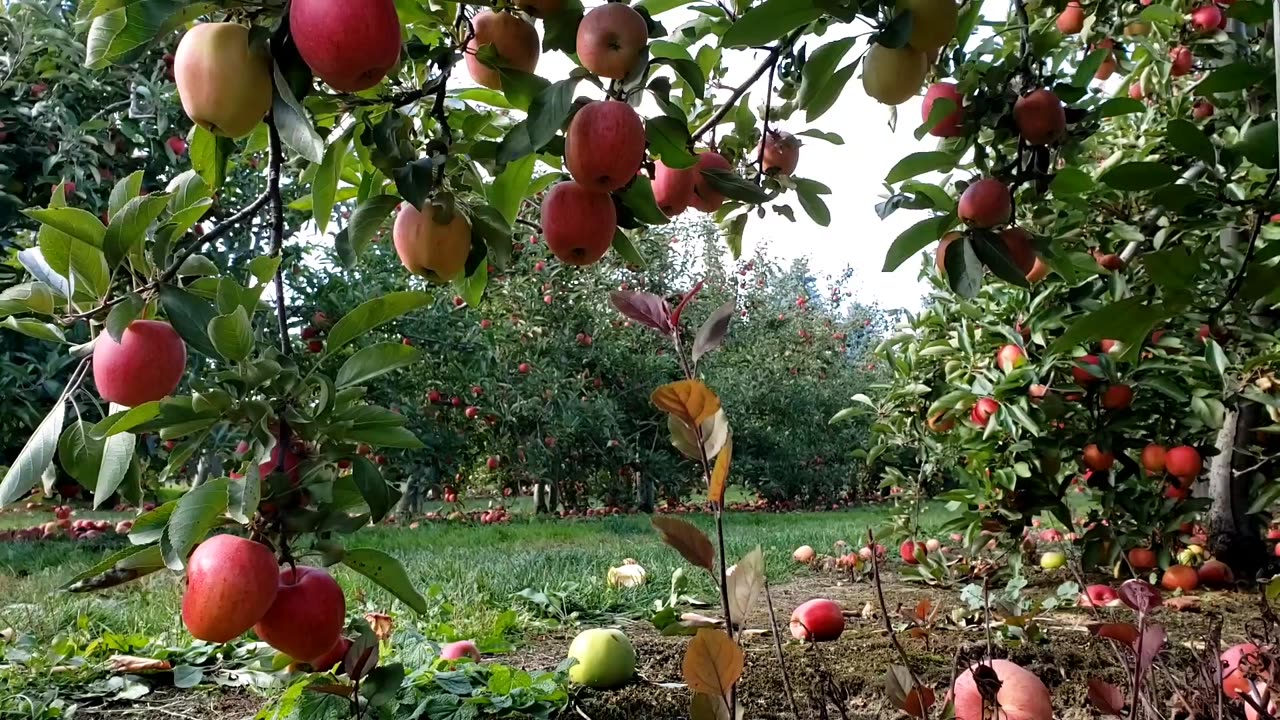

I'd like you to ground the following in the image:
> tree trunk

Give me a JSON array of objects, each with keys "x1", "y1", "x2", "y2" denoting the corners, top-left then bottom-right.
[
  {"x1": 534, "y1": 482, "x2": 548, "y2": 514},
  {"x1": 1206, "y1": 405, "x2": 1267, "y2": 579},
  {"x1": 638, "y1": 471, "x2": 655, "y2": 513},
  {"x1": 547, "y1": 478, "x2": 560, "y2": 514}
]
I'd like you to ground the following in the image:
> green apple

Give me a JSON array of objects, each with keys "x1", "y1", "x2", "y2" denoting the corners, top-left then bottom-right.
[
  {"x1": 1039, "y1": 551, "x2": 1066, "y2": 570},
  {"x1": 566, "y1": 628, "x2": 636, "y2": 688}
]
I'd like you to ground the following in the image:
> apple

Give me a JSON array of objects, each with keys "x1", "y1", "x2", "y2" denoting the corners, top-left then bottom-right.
[
  {"x1": 862, "y1": 43, "x2": 928, "y2": 106},
  {"x1": 1161, "y1": 564, "x2": 1198, "y2": 592},
  {"x1": 1082, "y1": 444, "x2": 1115, "y2": 472},
  {"x1": 1222, "y1": 643, "x2": 1264, "y2": 698},
  {"x1": 566, "y1": 628, "x2": 636, "y2": 688},
  {"x1": 116, "y1": 520, "x2": 133, "y2": 535},
  {"x1": 254, "y1": 566, "x2": 346, "y2": 663},
  {"x1": 440, "y1": 639, "x2": 481, "y2": 661},
  {"x1": 1193, "y1": 99, "x2": 1215, "y2": 119},
  {"x1": 1198, "y1": 558, "x2": 1234, "y2": 588},
  {"x1": 465, "y1": 406, "x2": 480, "y2": 419},
  {"x1": 1170, "y1": 46, "x2": 1194, "y2": 76},
  {"x1": 1039, "y1": 551, "x2": 1066, "y2": 570},
  {"x1": 174, "y1": 23, "x2": 272, "y2": 138},
  {"x1": 1000, "y1": 227, "x2": 1038, "y2": 275},
  {"x1": 575, "y1": 3, "x2": 648, "y2": 80},
  {"x1": 290, "y1": 0, "x2": 402, "y2": 93},
  {"x1": 921, "y1": 82, "x2": 964, "y2": 137},
  {"x1": 566, "y1": 100, "x2": 645, "y2": 193},
  {"x1": 898, "y1": 0, "x2": 958, "y2": 52},
  {"x1": 1056, "y1": 1, "x2": 1085, "y2": 33},
  {"x1": 1165, "y1": 445, "x2": 1202, "y2": 480},
  {"x1": 1071, "y1": 354, "x2": 1102, "y2": 386},
  {"x1": 1129, "y1": 82, "x2": 1146, "y2": 100},
  {"x1": 541, "y1": 181, "x2": 616, "y2": 266},
  {"x1": 958, "y1": 178, "x2": 1011, "y2": 227},
  {"x1": 307, "y1": 340, "x2": 324, "y2": 353},
  {"x1": 971, "y1": 397, "x2": 999, "y2": 425},
  {"x1": 1127, "y1": 547, "x2": 1157, "y2": 571},
  {"x1": 793, "y1": 545, "x2": 816, "y2": 563},
  {"x1": 953, "y1": 660, "x2": 1051, "y2": 720},
  {"x1": 465, "y1": 10, "x2": 540, "y2": 90},
  {"x1": 760, "y1": 131, "x2": 801, "y2": 176},
  {"x1": 789, "y1": 598, "x2": 844, "y2": 641},
  {"x1": 311, "y1": 636, "x2": 352, "y2": 672},
  {"x1": 1191, "y1": 5, "x2": 1223, "y2": 32},
  {"x1": 93, "y1": 320, "x2": 187, "y2": 407},
  {"x1": 182, "y1": 535, "x2": 280, "y2": 643},
  {"x1": 1013, "y1": 89, "x2": 1065, "y2": 146},
  {"x1": 899, "y1": 540, "x2": 924, "y2": 565},
  {"x1": 925, "y1": 538, "x2": 941, "y2": 553},
  {"x1": 167, "y1": 136, "x2": 188, "y2": 155},
  {"x1": 653, "y1": 161, "x2": 697, "y2": 217},
  {"x1": 1101, "y1": 384, "x2": 1133, "y2": 410},
  {"x1": 690, "y1": 152, "x2": 732, "y2": 212},
  {"x1": 393, "y1": 202, "x2": 472, "y2": 283},
  {"x1": 1141, "y1": 444, "x2": 1167, "y2": 475},
  {"x1": 996, "y1": 344, "x2": 1026, "y2": 373}
]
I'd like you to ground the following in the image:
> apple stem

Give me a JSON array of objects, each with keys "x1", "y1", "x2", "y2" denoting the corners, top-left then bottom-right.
[
  {"x1": 762, "y1": 579, "x2": 801, "y2": 718},
  {"x1": 868, "y1": 528, "x2": 931, "y2": 720},
  {"x1": 753, "y1": 56, "x2": 776, "y2": 184}
]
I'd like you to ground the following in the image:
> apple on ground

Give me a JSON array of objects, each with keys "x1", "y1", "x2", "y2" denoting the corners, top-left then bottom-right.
[
  {"x1": 566, "y1": 628, "x2": 636, "y2": 688},
  {"x1": 789, "y1": 598, "x2": 844, "y2": 641},
  {"x1": 440, "y1": 640, "x2": 481, "y2": 661}
]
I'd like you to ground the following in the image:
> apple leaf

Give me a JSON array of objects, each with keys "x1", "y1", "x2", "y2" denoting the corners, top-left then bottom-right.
[
  {"x1": 709, "y1": 435, "x2": 733, "y2": 506},
  {"x1": 682, "y1": 629, "x2": 744, "y2": 698},
  {"x1": 689, "y1": 692, "x2": 730, "y2": 720},
  {"x1": 159, "y1": 478, "x2": 230, "y2": 570},
  {"x1": 343, "y1": 548, "x2": 429, "y2": 614},
  {"x1": 0, "y1": 399, "x2": 65, "y2": 507},
  {"x1": 337, "y1": 342, "x2": 422, "y2": 388},
  {"x1": 725, "y1": 544, "x2": 762, "y2": 626},
  {"x1": 651, "y1": 379, "x2": 722, "y2": 429},
  {"x1": 610, "y1": 290, "x2": 672, "y2": 333},
  {"x1": 693, "y1": 301, "x2": 735, "y2": 365},
  {"x1": 651, "y1": 516, "x2": 716, "y2": 572},
  {"x1": 325, "y1": 291, "x2": 434, "y2": 355},
  {"x1": 1087, "y1": 678, "x2": 1126, "y2": 716},
  {"x1": 65, "y1": 543, "x2": 166, "y2": 593}
]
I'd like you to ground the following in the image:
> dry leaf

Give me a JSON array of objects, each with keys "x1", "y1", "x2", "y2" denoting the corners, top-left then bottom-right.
[
  {"x1": 709, "y1": 435, "x2": 733, "y2": 505},
  {"x1": 725, "y1": 546, "x2": 764, "y2": 628},
  {"x1": 108, "y1": 655, "x2": 172, "y2": 673},
  {"x1": 1090, "y1": 622, "x2": 1139, "y2": 646},
  {"x1": 669, "y1": 415, "x2": 702, "y2": 459},
  {"x1": 652, "y1": 380, "x2": 722, "y2": 429},
  {"x1": 1164, "y1": 596, "x2": 1201, "y2": 612},
  {"x1": 652, "y1": 516, "x2": 716, "y2": 572},
  {"x1": 690, "y1": 691, "x2": 730, "y2": 720},
  {"x1": 1087, "y1": 678, "x2": 1125, "y2": 716},
  {"x1": 0, "y1": 628, "x2": 14, "y2": 643},
  {"x1": 680, "y1": 613, "x2": 724, "y2": 628},
  {"x1": 683, "y1": 629, "x2": 744, "y2": 698},
  {"x1": 364, "y1": 612, "x2": 393, "y2": 641},
  {"x1": 702, "y1": 410, "x2": 730, "y2": 460},
  {"x1": 861, "y1": 601, "x2": 876, "y2": 619}
]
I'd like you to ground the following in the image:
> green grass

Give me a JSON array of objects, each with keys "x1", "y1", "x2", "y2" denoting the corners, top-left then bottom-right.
[{"x1": 0, "y1": 504, "x2": 943, "y2": 653}]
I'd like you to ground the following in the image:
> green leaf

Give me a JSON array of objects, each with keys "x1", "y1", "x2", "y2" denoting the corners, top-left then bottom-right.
[
  {"x1": 158, "y1": 284, "x2": 220, "y2": 358},
  {"x1": 64, "y1": 543, "x2": 165, "y2": 592},
  {"x1": 92, "y1": 402, "x2": 162, "y2": 439},
  {"x1": 326, "y1": 292, "x2": 434, "y2": 354},
  {"x1": 1047, "y1": 298, "x2": 1171, "y2": 354},
  {"x1": 84, "y1": 2, "x2": 189, "y2": 69},
  {"x1": 0, "y1": 317, "x2": 67, "y2": 343},
  {"x1": 0, "y1": 282, "x2": 56, "y2": 318},
  {"x1": 272, "y1": 64, "x2": 325, "y2": 164},
  {"x1": 105, "y1": 294, "x2": 145, "y2": 343},
  {"x1": 344, "y1": 426, "x2": 424, "y2": 449},
  {"x1": 1097, "y1": 98, "x2": 1145, "y2": 118},
  {"x1": 108, "y1": 170, "x2": 145, "y2": 220},
  {"x1": 343, "y1": 548, "x2": 429, "y2": 614},
  {"x1": 943, "y1": 235, "x2": 981, "y2": 298},
  {"x1": 496, "y1": 66, "x2": 551, "y2": 111},
  {"x1": 916, "y1": 96, "x2": 957, "y2": 139},
  {"x1": 1196, "y1": 63, "x2": 1271, "y2": 95},
  {"x1": 796, "y1": 129, "x2": 844, "y2": 145},
  {"x1": 167, "y1": 170, "x2": 211, "y2": 212},
  {"x1": 0, "y1": 400, "x2": 65, "y2": 507},
  {"x1": 1050, "y1": 167, "x2": 1094, "y2": 195},
  {"x1": 637, "y1": 0, "x2": 696, "y2": 13},
  {"x1": 337, "y1": 343, "x2": 423, "y2": 388},
  {"x1": 1141, "y1": 246, "x2": 1196, "y2": 291},
  {"x1": 471, "y1": 205, "x2": 514, "y2": 269},
  {"x1": 95, "y1": 431, "x2": 136, "y2": 509},
  {"x1": 1165, "y1": 119, "x2": 1216, "y2": 166},
  {"x1": 885, "y1": 151, "x2": 958, "y2": 184},
  {"x1": 646, "y1": 116, "x2": 696, "y2": 169},
  {"x1": 351, "y1": 456, "x2": 398, "y2": 524},
  {"x1": 722, "y1": 213, "x2": 747, "y2": 259},
  {"x1": 335, "y1": 195, "x2": 401, "y2": 268},
  {"x1": 500, "y1": 78, "x2": 577, "y2": 164},
  {"x1": 620, "y1": 175, "x2": 671, "y2": 225},
  {"x1": 804, "y1": 59, "x2": 859, "y2": 123},
  {"x1": 1205, "y1": 339, "x2": 1228, "y2": 378},
  {"x1": 651, "y1": 42, "x2": 706, "y2": 99},
  {"x1": 1138, "y1": 3, "x2": 1183, "y2": 23},
  {"x1": 799, "y1": 38, "x2": 856, "y2": 113},
  {"x1": 312, "y1": 140, "x2": 347, "y2": 234},
  {"x1": 190, "y1": 127, "x2": 233, "y2": 191},
  {"x1": 1099, "y1": 162, "x2": 1179, "y2": 191},
  {"x1": 160, "y1": 478, "x2": 231, "y2": 571},
  {"x1": 128, "y1": 501, "x2": 177, "y2": 546},
  {"x1": 883, "y1": 215, "x2": 952, "y2": 271},
  {"x1": 58, "y1": 420, "x2": 105, "y2": 487},
  {"x1": 1072, "y1": 49, "x2": 1111, "y2": 87},
  {"x1": 227, "y1": 466, "x2": 260, "y2": 523},
  {"x1": 454, "y1": 262, "x2": 488, "y2": 307},
  {"x1": 24, "y1": 208, "x2": 106, "y2": 248},
  {"x1": 796, "y1": 186, "x2": 831, "y2": 226},
  {"x1": 207, "y1": 306, "x2": 254, "y2": 362},
  {"x1": 489, "y1": 154, "x2": 536, "y2": 227},
  {"x1": 612, "y1": 229, "x2": 647, "y2": 267},
  {"x1": 1237, "y1": 120, "x2": 1279, "y2": 169},
  {"x1": 104, "y1": 194, "x2": 170, "y2": 270},
  {"x1": 721, "y1": 0, "x2": 822, "y2": 47},
  {"x1": 701, "y1": 168, "x2": 769, "y2": 204},
  {"x1": 972, "y1": 230, "x2": 1029, "y2": 288}
]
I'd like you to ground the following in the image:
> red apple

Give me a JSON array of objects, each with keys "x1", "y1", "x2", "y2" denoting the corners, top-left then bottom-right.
[
  {"x1": 393, "y1": 202, "x2": 472, "y2": 283},
  {"x1": 1191, "y1": 5, "x2": 1223, "y2": 32},
  {"x1": 958, "y1": 178, "x2": 1011, "y2": 228},
  {"x1": 789, "y1": 598, "x2": 844, "y2": 641},
  {"x1": 1013, "y1": 89, "x2": 1066, "y2": 146},
  {"x1": 953, "y1": 660, "x2": 1051, "y2": 720},
  {"x1": 541, "y1": 181, "x2": 616, "y2": 266},
  {"x1": 290, "y1": 0, "x2": 402, "y2": 92},
  {"x1": 465, "y1": 10, "x2": 540, "y2": 90},
  {"x1": 1071, "y1": 354, "x2": 1101, "y2": 386},
  {"x1": 440, "y1": 640, "x2": 481, "y2": 661},
  {"x1": 311, "y1": 636, "x2": 352, "y2": 672},
  {"x1": 1101, "y1": 384, "x2": 1133, "y2": 410},
  {"x1": 254, "y1": 566, "x2": 346, "y2": 663},
  {"x1": 1056, "y1": 2, "x2": 1084, "y2": 33},
  {"x1": 653, "y1": 161, "x2": 697, "y2": 217},
  {"x1": 921, "y1": 82, "x2": 964, "y2": 137},
  {"x1": 1170, "y1": 46, "x2": 1194, "y2": 76},
  {"x1": 575, "y1": 3, "x2": 649, "y2": 80},
  {"x1": 93, "y1": 320, "x2": 187, "y2": 407},
  {"x1": 566, "y1": 100, "x2": 646, "y2": 193},
  {"x1": 971, "y1": 397, "x2": 999, "y2": 425},
  {"x1": 1192, "y1": 99, "x2": 1215, "y2": 119},
  {"x1": 899, "y1": 540, "x2": 925, "y2": 564},
  {"x1": 996, "y1": 344, "x2": 1026, "y2": 373},
  {"x1": 760, "y1": 131, "x2": 801, "y2": 175},
  {"x1": 182, "y1": 535, "x2": 280, "y2": 643},
  {"x1": 1165, "y1": 445, "x2": 1202, "y2": 480},
  {"x1": 1083, "y1": 444, "x2": 1115, "y2": 472},
  {"x1": 690, "y1": 151, "x2": 732, "y2": 212},
  {"x1": 167, "y1": 136, "x2": 188, "y2": 155}
]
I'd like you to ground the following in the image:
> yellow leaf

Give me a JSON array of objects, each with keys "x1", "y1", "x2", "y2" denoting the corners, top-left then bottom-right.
[
  {"x1": 709, "y1": 434, "x2": 732, "y2": 505},
  {"x1": 652, "y1": 380, "x2": 722, "y2": 429},
  {"x1": 652, "y1": 516, "x2": 716, "y2": 572},
  {"x1": 682, "y1": 629, "x2": 744, "y2": 698}
]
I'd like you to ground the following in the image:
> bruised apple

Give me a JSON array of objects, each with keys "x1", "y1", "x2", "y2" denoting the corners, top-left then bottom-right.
[
  {"x1": 290, "y1": 0, "x2": 401, "y2": 93},
  {"x1": 690, "y1": 152, "x2": 732, "y2": 212},
  {"x1": 653, "y1": 161, "x2": 697, "y2": 217},
  {"x1": 566, "y1": 100, "x2": 646, "y2": 193},
  {"x1": 542, "y1": 181, "x2": 616, "y2": 266},
  {"x1": 182, "y1": 535, "x2": 279, "y2": 643},
  {"x1": 760, "y1": 131, "x2": 801, "y2": 176},
  {"x1": 576, "y1": 3, "x2": 648, "y2": 80},
  {"x1": 953, "y1": 660, "x2": 1052, "y2": 720},
  {"x1": 566, "y1": 628, "x2": 636, "y2": 688},
  {"x1": 93, "y1": 320, "x2": 187, "y2": 407},
  {"x1": 789, "y1": 598, "x2": 844, "y2": 641},
  {"x1": 465, "y1": 10, "x2": 540, "y2": 90},
  {"x1": 393, "y1": 202, "x2": 472, "y2": 282},
  {"x1": 862, "y1": 43, "x2": 928, "y2": 106},
  {"x1": 254, "y1": 566, "x2": 347, "y2": 663},
  {"x1": 174, "y1": 23, "x2": 272, "y2": 138}
]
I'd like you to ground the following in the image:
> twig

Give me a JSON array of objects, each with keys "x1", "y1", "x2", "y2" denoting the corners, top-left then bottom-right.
[
  {"x1": 690, "y1": 27, "x2": 805, "y2": 143},
  {"x1": 754, "y1": 56, "x2": 778, "y2": 184},
  {"x1": 1209, "y1": 172, "x2": 1279, "y2": 321},
  {"x1": 264, "y1": 109, "x2": 294, "y2": 570},
  {"x1": 764, "y1": 579, "x2": 802, "y2": 718},
  {"x1": 868, "y1": 529, "x2": 931, "y2": 720}
]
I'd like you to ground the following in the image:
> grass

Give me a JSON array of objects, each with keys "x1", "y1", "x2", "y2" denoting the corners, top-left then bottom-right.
[{"x1": 0, "y1": 504, "x2": 945, "y2": 655}]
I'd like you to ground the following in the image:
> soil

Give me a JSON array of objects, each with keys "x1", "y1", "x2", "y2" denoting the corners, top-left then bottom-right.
[{"x1": 512, "y1": 570, "x2": 1264, "y2": 720}]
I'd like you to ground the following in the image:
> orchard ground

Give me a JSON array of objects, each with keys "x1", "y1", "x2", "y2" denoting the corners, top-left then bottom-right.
[{"x1": 0, "y1": 499, "x2": 1263, "y2": 719}]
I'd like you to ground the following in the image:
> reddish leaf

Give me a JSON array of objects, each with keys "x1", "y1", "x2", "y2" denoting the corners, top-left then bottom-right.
[
  {"x1": 1087, "y1": 678, "x2": 1125, "y2": 715},
  {"x1": 1118, "y1": 579, "x2": 1162, "y2": 614},
  {"x1": 1135, "y1": 624, "x2": 1166, "y2": 680},
  {"x1": 652, "y1": 516, "x2": 716, "y2": 572},
  {"x1": 693, "y1": 301, "x2": 735, "y2": 364},
  {"x1": 671, "y1": 280, "x2": 704, "y2": 328},
  {"x1": 610, "y1": 291, "x2": 673, "y2": 334},
  {"x1": 1091, "y1": 622, "x2": 1140, "y2": 646}
]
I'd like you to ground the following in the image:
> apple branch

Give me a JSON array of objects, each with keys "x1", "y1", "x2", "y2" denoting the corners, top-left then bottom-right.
[
  {"x1": 868, "y1": 528, "x2": 931, "y2": 720},
  {"x1": 1208, "y1": 172, "x2": 1278, "y2": 322},
  {"x1": 753, "y1": 56, "x2": 777, "y2": 185},
  {"x1": 690, "y1": 27, "x2": 805, "y2": 143}
]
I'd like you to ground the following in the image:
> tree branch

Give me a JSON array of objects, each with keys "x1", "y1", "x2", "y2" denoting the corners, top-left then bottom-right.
[
  {"x1": 1209, "y1": 172, "x2": 1278, "y2": 321},
  {"x1": 690, "y1": 28, "x2": 804, "y2": 143},
  {"x1": 754, "y1": 55, "x2": 777, "y2": 185}
]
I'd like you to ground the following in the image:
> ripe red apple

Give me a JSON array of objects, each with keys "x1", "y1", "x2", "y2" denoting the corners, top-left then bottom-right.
[
  {"x1": 254, "y1": 566, "x2": 346, "y2": 663},
  {"x1": 971, "y1": 397, "x2": 999, "y2": 425},
  {"x1": 1129, "y1": 82, "x2": 1146, "y2": 100},
  {"x1": 1191, "y1": 5, "x2": 1223, "y2": 32},
  {"x1": 1193, "y1": 99, "x2": 1215, "y2": 119},
  {"x1": 760, "y1": 131, "x2": 801, "y2": 175},
  {"x1": 575, "y1": 3, "x2": 648, "y2": 80},
  {"x1": 1101, "y1": 384, "x2": 1133, "y2": 410},
  {"x1": 566, "y1": 100, "x2": 645, "y2": 193},
  {"x1": 1127, "y1": 547, "x2": 1157, "y2": 570},
  {"x1": 690, "y1": 151, "x2": 732, "y2": 212},
  {"x1": 1013, "y1": 89, "x2": 1066, "y2": 146},
  {"x1": 996, "y1": 344, "x2": 1026, "y2": 373},
  {"x1": 311, "y1": 636, "x2": 352, "y2": 672},
  {"x1": 953, "y1": 660, "x2": 1051, "y2": 720},
  {"x1": 93, "y1": 320, "x2": 187, "y2": 407},
  {"x1": 487, "y1": 456, "x2": 499, "y2": 470},
  {"x1": 259, "y1": 444, "x2": 302, "y2": 484},
  {"x1": 518, "y1": 362, "x2": 532, "y2": 374},
  {"x1": 1200, "y1": 559, "x2": 1235, "y2": 588},
  {"x1": 1071, "y1": 354, "x2": 1101, "y2": 386},
  {"x1": 899, "y1": 540, "x2": 925, "y2": 565},
  {"x1": 789, "y1": 598, "x2": 844, "y2": 641},
  {"x1": 653, "y1": 161, "x2": 697, "y2": 217},
  {"x1": 307, "y1": 339, "x2": 324, "y2": 353},
  {"x1": 1165, "y1": 445, "x2": 1202, "y2": 480},
  {"x1": 1222, "y1": 643, "x2": 1264, "y2": 698},
  {"x1": 393, "y1": 202, "x2": 472, "y2": 283},
  {"x1": 958, "y1": 178, "x2": 1011, "y2": 228},
  {"x1": 440, "y1": 640, "x2": 481, "y2": 661},
  {"x1": 1056, "y1": 2, "x2": 1084, "y2": 33},
  {"x1": 465, "y1": 406, "x2": 480, "y2": 419},
  {"x1": 167, "y1": 136, "x2": 188, "y2": 155},
  {"x1": 541, "y1": 181, "x2": 616, "y2": 266},
  {"x1": 182, "y1": 535, "x2": 280, "y2": 643},
  {"x1": 1083, "y1": 444, "x2": 1115, "y2": 472},
  {"x1": 174, "y1": 23, "x2": 272, "y2": 138},
  {"x1": 999, "y1": 227, "x2": 1038, "y2": 275},
  {"x1": 1141, "y1": 444, "x2": 1167, "y2": 474},
  {"x1": 921, "y1": 82, "x2": 964, "y2": 137},
  {"x1": 465, "y1": 10, "x2": 540, "y2": 90},
  {"x1": 290, "y1": 0, "x2": 401, "y2": 92},
  {"x1": 1170, "y1": 46, "x2": 1194, "y2": 76}
]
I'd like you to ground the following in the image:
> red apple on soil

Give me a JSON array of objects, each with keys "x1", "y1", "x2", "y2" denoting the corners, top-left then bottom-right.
[
  {"x1": 440, "y1": 640, "x2": 481, "y2": 661},
  {"x1": 1013, "y1": 89, "x2": 1066, "y2": 146},
  {"x1": 254, "y1": 566, "x2": 346, "y2": 663},
  {"x1": 1161, "y1": 564, "x2": 1199, "y2": 592},
  {"x1": 393, "y1": 202, "x2": 472, "y2": 283},
  {"x1": 958, "y1": 178, "x2": 1011, "y2": 228},
  {"x1": 566, "y1": 100, "x2": 645, "y2": 193},
  {"x1": 575, "y1": 3, "x2": 648, "y2": 80},
  {"x1": 541, "y1": 181, "x2": 617, "y2": 266},
  {"x1": 465, "y1": 10, "x2": 540, "y2": 90},
  {"x1": 1165, "y1": 445, "x2": 1202, "y2": 481},
  {"x1": 689, "y1": 151, "x2": 733, "y2": 213},
  {"x1": 760, "y1": 131, "x2": 801, "y2": 175},
  {"x1": 789, "y1": 598, "x2": 844, "y2": 641},
  {"x1": 793, "y1": 545, "x2": 816, "y2": 563},
  {"x1": 953, "y1": 660, "x2": 1052, "y2": 720},
  {"x1": 899, "y1": 540, "x2": 925, "y2": 564},
  {"x1": 182, "y1": 535, "x2": 280, "y2": 643},
  {"x1": 93, "y1": 320, "x2": 187, "y2": 407},
  {"x1": 1198, "y1": 559, "x2": 1234, "y2": 588},
  {"x1": 290, "y1": 0, "x2": 402, "y2": 92},
  {"x1": 921, "y1": 82, "x2": 964, "y2": 137},
  {"x1": 1222, "y1": 643, "x2": 1264, "y2": 698},
  {"x1": 996, "y1": 344, "x2": 1026, "y2": 373},
  {"x1": 174, "y1": 23, "x2": 272, "y2": 138}
]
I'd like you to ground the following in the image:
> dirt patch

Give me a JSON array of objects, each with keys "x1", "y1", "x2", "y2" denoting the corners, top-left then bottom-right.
[
  {"x1": 76, "y1": 688, "x2": 263, "y2": 720},
  {"x1": 517, "y1": 570, "x2": 1262, "y2": 720}
]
